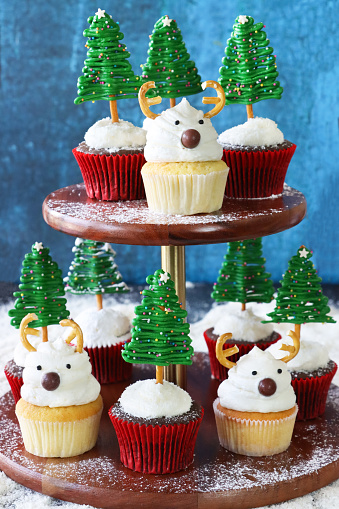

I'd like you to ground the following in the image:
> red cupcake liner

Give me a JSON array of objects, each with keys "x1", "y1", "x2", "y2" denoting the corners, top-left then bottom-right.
[
  {"x1": 72, "y1": 148, "x2": 146, "y2": 201},
  {"x1": 84, "y1": 340, "x2": 132, "y2": 384},
  {"x1": 109, "y1": 407, "x2": 204, "y2": 474},
  {"x1": 222, "y1": 143, "x2": 296, "y2": 198},
  {"x1": 204, "y1": 328, "x2": 281, "y2": 381},
  {"x1": 291, "y1": 362, "x2": 338, "y2": 421},
  {"x1": 4, "y1": 364, "x2": 23, "y2": 404}
]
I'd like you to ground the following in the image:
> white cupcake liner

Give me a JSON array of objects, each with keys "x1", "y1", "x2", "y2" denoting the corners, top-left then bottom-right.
[
  {"x1": 16, "y1": 407, "x2": 102, "y2": 458},
  {"x1": 142, "y1": 169, "x2": 229, "y2": 215},
  {"x1": 213, "y1": 398, "x2": 297, "y2": 457}
]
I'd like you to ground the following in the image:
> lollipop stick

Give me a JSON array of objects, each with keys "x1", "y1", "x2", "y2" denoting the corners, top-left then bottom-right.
[
  {"x1": 96, "y1": 294, "x2": 103, "y2": 311},
  {"x1": 110, "y1": 100, "x2": 119, "y2": 123},
  {"x1": 170, "y1": 98, "x2": 176, "y2": 108},
  {"x1": 42, "y1": 326, "x2": 48, "y2": 343},
  {"x1": 156, "y1": 365, "x2": 164, "y2": 384},
  {"x1": 246, "y1": 104, "x2": 254, "y2": 119}
]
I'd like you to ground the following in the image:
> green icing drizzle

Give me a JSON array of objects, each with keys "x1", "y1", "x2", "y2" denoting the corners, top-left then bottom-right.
[
  {"x1": 211, "y1": 238, "x2": 274, "y2": 304},
  {"x1": 122, "y1": 269, "x2": 194, "y2": 366},
  {"x1": 264, "y1": 246, "x2": 336, "y2": 325},
  {"x1": 64, "y1": 239, "x2": 129, "y2": 295},
  {"x1": 75, "y1": 9, "x2": 141, "y2": 104},
  {"x1": 8, "y1": 242, "x2": 69, "y2": 329},
  {"x1": 218, "y1": 15, "x2": 283, "y2": 105},
  {"x1": 141, "y1": 15, "x2": 202, "y2": 99}
]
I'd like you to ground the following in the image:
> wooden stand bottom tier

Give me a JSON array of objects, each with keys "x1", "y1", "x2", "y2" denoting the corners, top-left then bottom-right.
[{"x1": 0, "y1": 353, "x2": 338, "y2": 509}]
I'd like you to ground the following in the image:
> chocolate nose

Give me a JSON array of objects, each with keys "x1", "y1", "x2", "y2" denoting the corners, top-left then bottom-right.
[
  {"x1": 181, "y1": 129, "x2": 201, "y2": 149},
  {"x1": 258, "y1": 378, "x2": 277, "y2": 397},
  {"x1": 41, "y1": 372, "x2": 60, "y2": 391}
]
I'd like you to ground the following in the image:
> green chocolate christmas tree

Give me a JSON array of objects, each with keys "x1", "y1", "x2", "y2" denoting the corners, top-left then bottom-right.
[
  {"x1": 75, "y1": 8, "x2": 141, "y2": 121},
  {"x1": 8, "y1": 242, "x2": 69, "y2": 341},
  {"x1": 64, "y1": 238, "x2": 129, "y2": 310},
  {"x1": 263, "y1": 245, "x2": 335, "y2": 339},
  {"x1": 141, "y1": 15, "x2": 202, "y2": 107},
  {"x1": 211, "y1": 238, "x2": 274, "y2": 311},
  {"x1": 218, "y1": 15, "x2": 283, "y2": 119},
  {"x1": 122, "y1": 269, "x2": 193, "y2": 384}
]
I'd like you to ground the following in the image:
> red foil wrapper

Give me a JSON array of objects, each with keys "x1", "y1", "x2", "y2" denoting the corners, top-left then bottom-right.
[
  {"x1": 4, "y1": 363, "x2": 23, "y2": 404},
  {"x1": 72, "y1": 148, "x2": 146, "y2": 201},
  {"x1": 204, "y1": 329, "x2": 281, "y2": 381},
  {"x1": 292, "y1": 362, "x2": 338, "y2": 421},
  {"x1": 109, "y1": 406, "x2": 204, "y2": 474},
  {"x1": 222, "y1": 143, "x2": 296, "y2": 198},
  {"x1": 84, "y1": 340, "x2": 132, "y2": 384}
]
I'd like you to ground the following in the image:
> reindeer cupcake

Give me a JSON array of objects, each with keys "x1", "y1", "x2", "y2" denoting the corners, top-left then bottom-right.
[
  {"x1": 213, "y1": 330, "x2": 300, "y2": 456},
  {"x1": 139, "y1": 80, "x2": 229, "y2": 215},
  {"x1": 15, "y1": 314, "x2": 103, "y2": 457}
]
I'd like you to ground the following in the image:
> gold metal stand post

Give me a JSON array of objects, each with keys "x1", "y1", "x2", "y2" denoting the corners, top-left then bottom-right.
[{"x1": 161, "y1": 245, "x2": 187, "y2": 389}]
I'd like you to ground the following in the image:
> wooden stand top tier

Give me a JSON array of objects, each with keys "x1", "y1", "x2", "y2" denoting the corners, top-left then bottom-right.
[{"x1": 42, "y1": 184, "x2": 306, "y2": 246}]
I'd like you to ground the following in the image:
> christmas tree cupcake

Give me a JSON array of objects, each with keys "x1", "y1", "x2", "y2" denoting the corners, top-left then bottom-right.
[
  {"x1": 140, "y1": 15, "x2": 202, "y2": 107},
  {"x1": 16, "y1": 315, "x2": 103, "y2": 457},
  {"x1": 64, "y1": 239, "x2": 132, "y2": 384},
  {"x1": 109, "y1": 269, "x2": 203, "y2": 474},
  {"x1": 264, "y1": 245, "x2": 336, "y2": 420},
  {"x1": 73, "y1": 9, "x2": 146, "y2": 201},
  {"x1": 5, "y1": 242, "x2": 70, "y2": 403},
  {"x1": 139, "y1": 80, "x2": 228, "y2": 215},
  {"x1": 204, "y1": 239, "x2": 280, "y2": 380},
  {"x1": 218, "y1": 15, "x2": 296, "y2": 198}
]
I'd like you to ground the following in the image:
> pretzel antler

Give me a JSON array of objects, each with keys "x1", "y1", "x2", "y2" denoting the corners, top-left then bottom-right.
[
  {"x1": 138, "y1": 81, "x2": 162, "y2": 119},
  {"x1": 279, "y1": 330, "x2": 301, "y2": 363},
  {"x1": 20, "y1": 313, "x2": 40, "y2": 352},
  {"x1": 202, "y1": 80, "x2": 226, "y2": 118},
  {"x1": 60, "y1": 319, "x2": 83, "y2": 353},
  {"x1": 216, "y1": 333, "x2": 239, "y2": 369}
]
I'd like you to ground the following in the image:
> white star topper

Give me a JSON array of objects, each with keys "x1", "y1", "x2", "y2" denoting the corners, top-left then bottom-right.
[
  {"x1": 159, "y1": 272, "x2": 170, "y2": 283},
  {"x1": 95, "y1": 8, "x2": 106, "y2": 19},
  {"x1": 238, "y1": 15, "x2": 249, "y2": 24},
  {"x1": 299, "y1": 247, "x2": 309, "y2": 258},
  {"x1": 33, "y1": 242, "x2": 44, "y2": 251},
  {"x1": 162, "y1": 15, "x2": 173, "y2": 27}
]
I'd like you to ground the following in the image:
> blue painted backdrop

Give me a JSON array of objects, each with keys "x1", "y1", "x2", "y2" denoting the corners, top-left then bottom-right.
[{"x1": 1, "y1": 0, "x2": 338, "y2": 285}]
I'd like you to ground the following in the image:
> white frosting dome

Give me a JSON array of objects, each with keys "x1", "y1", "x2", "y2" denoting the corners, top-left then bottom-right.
[
  {"x1": 84, "y1": 117, "x2": 146, "y2": 151},
  {"x1": 213, "y1": 308, "x2": 274, "y2": 342},
  {"x1": 267, "y1": 339, "x2": 330, "y2": 371},
  {"x1": 144, "y1": 98, "x2": 223, "y2": 162},
  {"x1": 218, "y1": 346, "x2": 296, "y2": 413},
  {"x1": 119, "y1": 379, "x2": 192, "y2": 418},
  {"x1": 218, "y1": 117, "x2": 284, "y2": 147},
  {"x1": 21, "y1": 338, "x2": 101, "y2": 407},
  {"x1": 74, "y1": 308, "x2": 131, "y2": 348}
]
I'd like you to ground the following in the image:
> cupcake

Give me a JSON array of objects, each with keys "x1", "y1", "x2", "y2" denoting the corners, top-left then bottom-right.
[
  {"x1": 268, "y1": 339, "x2": 338, "y2": 420},
  {"x1": 109, "y1": 379, "x2": 203, "y2": 473},
  {"x1": 4, "y1": 330, "x2": 40, "y2": 404},
  {"x1": 73, "y1": 118, "x2": 146, "y2": 201},
  {"x1": 74, "y1": 307, "x2": 132, "y2": 384},
  {"x1": 204, "y1": 308, "x2": 281, "y2": 380},
  {"x1": 73, "y1": 10, "x2": 146, "y2": 201},
  {"x1": 218, "y1": 117, "x2": 296, "y2": 198},
  {"x1": 214, "y1": 336, "x2": 298, "y2": 456},
  {"x1": 138, "y1": 80, "x2": 229, "y2": 215},
  {"x1": 16, "y1": 315, "x2": 103, "y2": 458}
]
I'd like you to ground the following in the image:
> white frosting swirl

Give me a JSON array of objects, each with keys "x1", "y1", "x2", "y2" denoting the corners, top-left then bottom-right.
[
  {"x1": 119, "y1": 379, "x2": 192, "y2": 418},
  {"x1": 267, "y1": 339, "x2": 330, "y2": 371},
  {"x1": 14, "y1": 334, "x2": 41, "y2": 367},
  {"x1": 21, "y1": 338, "x2": 101, "y2": 407},
  {"x1": 213, "y1": 308, "x2": 274, "y2": 342},
  {"x1": 144, "y1": 98, "x2": 223, "y2": 162},
  {"x1": 84, "y1": 117, "x2": 146, "y2": 151},
  {"x1": 218, "y1": 346, "x2": 296, "y2": 412},
  {"x1": 74, "y1": 308, "x2": 131, "y2": 348},
  {"x1": 218, "y1": 117, "x2": 284, "y2": 147}
]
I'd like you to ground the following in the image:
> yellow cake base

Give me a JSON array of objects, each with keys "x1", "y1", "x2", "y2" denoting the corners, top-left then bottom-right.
[
  {"x1": 141, "y1": 161, "x2": 229, "y2": 215},
  {"x1": 213, "y1": 398, "x2": 298, "y2": 457},
  {"x1": 16, "y1": 395, "x2": 103, "y2": 458}
]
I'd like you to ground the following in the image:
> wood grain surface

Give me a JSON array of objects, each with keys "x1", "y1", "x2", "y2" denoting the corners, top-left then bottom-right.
[
  {"x1": 42, "y1": 184, "x2": 306, "y2": 246},
  {"x1": 0, "y1": 353, "x2": 338, "y2": 509}
]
